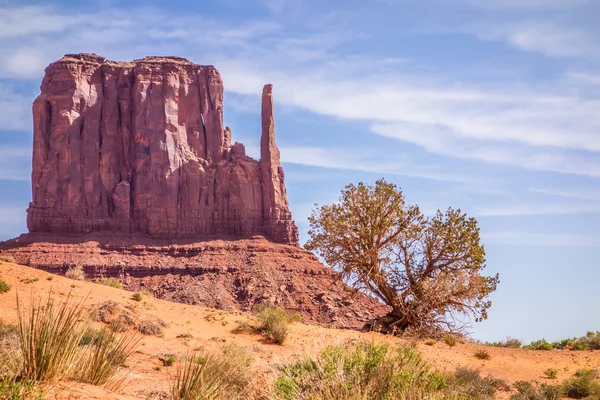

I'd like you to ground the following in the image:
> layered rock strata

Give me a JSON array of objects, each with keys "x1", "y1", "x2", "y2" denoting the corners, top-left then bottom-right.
[
  {"x1": 0, "y1": 234, "x2": 389, "y2": 329},
  {"x1": 27, "y1": 54, "x2": 298, "y2": 244}
]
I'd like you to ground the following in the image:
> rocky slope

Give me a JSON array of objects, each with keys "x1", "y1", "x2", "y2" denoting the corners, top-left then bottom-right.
[
  {"x1": 1, "y1": 234, "x2": 388, "y2": 329},
  {"x1": 28, "y1": 53, "x2": 297, "y2": 244}
]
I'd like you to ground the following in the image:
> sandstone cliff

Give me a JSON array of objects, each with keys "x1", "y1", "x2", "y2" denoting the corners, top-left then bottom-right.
[{"x1": 28, "y1": 54, "x2": 298, "y2": 244}]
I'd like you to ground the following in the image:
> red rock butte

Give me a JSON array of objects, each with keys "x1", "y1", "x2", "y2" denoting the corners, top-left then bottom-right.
[{"x1": 27, "y1": 53, "x2": 298, "y2": 244}]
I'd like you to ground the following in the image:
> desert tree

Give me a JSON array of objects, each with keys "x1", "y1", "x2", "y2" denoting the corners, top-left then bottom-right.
[{"x1": 306, "y1": 179, "x2": 499, "y2": 335}]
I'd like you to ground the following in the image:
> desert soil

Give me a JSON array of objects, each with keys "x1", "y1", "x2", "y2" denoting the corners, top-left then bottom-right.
[{"x1": 1, "y1": 260, "x2": 598, "y2": 399}]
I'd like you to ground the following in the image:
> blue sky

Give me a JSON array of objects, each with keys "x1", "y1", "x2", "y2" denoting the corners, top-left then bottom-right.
[{"x1": 0, "y1": 0, "x2": 599, "y2": 343}]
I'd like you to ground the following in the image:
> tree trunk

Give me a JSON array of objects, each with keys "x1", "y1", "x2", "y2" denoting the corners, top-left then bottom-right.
[{"x1": 361, "y1": 311, "x2": 411, "y2": 335}]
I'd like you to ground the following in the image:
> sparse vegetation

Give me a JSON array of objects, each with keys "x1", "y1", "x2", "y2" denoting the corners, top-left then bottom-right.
[
  {"x1": 425, "y1": 339, "x2": 436, "y2": 346},
  {"x1": 171, "y1": 343, "x2": 254, "y2": 400},
  {"x1": 447, "y1": 368, "x2": 509, "y2": 399},
  {"x1": 131, "y1": 292, "x2": 143, "y2": 302},
  {"x1": 255, "y1": 303, "x2": 298, "y2": 344},
  {"x1": 163, "y1": 356, "x2": 176, "y2": 367},
  {"x1": 474, "y1": 349, "x2": 491, "y2": 360},
  {"x1": 65, "y1": 265, "x2": 86, "y2": 280},
  {"x1": 562, "y1": 369, "x2": 600, "y2": 399},
  {"x1": 523, "y1": 339, "x2": 553, "y2": 351},
  {"x1": 0, "y1": 254, "x2": 16, "y2": 263},
  {"x1": 275, "y1": 341, "x2": 447, "y2": 400},
  {"x1": 306, "y1": 179, "x2": 499, "y2": 335},
  {"x1": 1, "y1": 292, "x2": 139, "y2": 393},
  {"x1": 543, "y1": 368, "x2": 558, "y2": 380},
  {"x1": 511, "y1": 381, "x2": 562, "y2": 400},
  {"x1": 485, "y1": 337, "x2": 522, "y2": 348},
  {"x1": 98, "y1": 278, "x2": 123, "y2": 289},
  {"x1": 0, "y1": 280, "x2": 10, "y2": 294},
  {"x1": 0, "y1": 378, "x2": 43, "y2": 399},
  {"x1": 444, "y1": 334, "x2": 457, "y2": 348}
]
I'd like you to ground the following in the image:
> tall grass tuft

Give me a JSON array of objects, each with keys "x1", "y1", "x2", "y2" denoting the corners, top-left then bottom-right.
[
  {"x1": 74, "y1": 326, "x2": 140, "y2": 387},
  {"x1": 255, "y1": 303, "x2": 296, "y2": 344},
  {"x1": 171, "y1": 343, "x2": 254, "y2": 400},
  {"x1": 16, "y1": 292, "x2": 87, "y2": 381}
]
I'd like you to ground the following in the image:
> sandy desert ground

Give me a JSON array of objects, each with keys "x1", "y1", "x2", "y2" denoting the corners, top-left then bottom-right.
[{"x1": 1, "y1": 259, "x2": 598, "y2": 399}]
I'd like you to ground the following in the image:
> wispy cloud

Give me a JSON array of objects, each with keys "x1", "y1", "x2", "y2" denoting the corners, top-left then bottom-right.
[
  {"x1": 474, "y1": 202, "x2": 600, "y2": 217},
  {"x1": 482, "y1": 231, "x2": 600, "y2": 247},
  {"x1": 0, "y1": 145, "x2": 31, "y2": 181}
]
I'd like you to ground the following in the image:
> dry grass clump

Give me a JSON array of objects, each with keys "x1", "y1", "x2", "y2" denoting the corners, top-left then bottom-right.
[
  {"x1": 98, "y1": 278, "x2": 123, "y2": 289},
  {"x1": 171, "y1": 343, "x2": 255, "y2": 400},
  {"x1": 0, "y1": 253, "x2": 16, "y2": 263},
  {"x1": 65, "y1": 265, "x2": 86, "y2": 280},
  {"x1": 137, "y1": 316, "x2": 168, "y2": 336},
  {"x1": 474, "y1": 349, "x2": 491, "y2": 360},
  {"x1": 74, "y1": 326, "x2": 140, "y2": 387},
  {"x1": 446, "y1": 368, "x2": 509, "y2": 400},
  {"x1": 255, "y1": 303, "x2": 298, "y2": 344},
  {"x1": 90, "y1": 300, "x2": 167, "y2": 335}
]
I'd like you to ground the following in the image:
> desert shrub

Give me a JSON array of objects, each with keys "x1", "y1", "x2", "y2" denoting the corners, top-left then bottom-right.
[
  {"x1": 65, "y1": 265, "x2": 86, "y2": 280},
  {"x1": 523, "y1": 339, "x2": 553, "y2": 351},
  {"x1": 131, "y1": 292, "x2": 143, "y2": 302},
  {"x1": 0, "y1": 254, "x2": 16, "y2": 263},
  {"x1": 74, "y1": 326, "x2": 140, "y2": 386},
  {"x1": 0, "y1": 320, "x2": 18, "y2": 341},
  {"x1": 446, "y1": 368, "x2": 509, "y2": 399},
  {"x1": 0, "y1": 280, "x2": 10, "y2": 294},
  {"x1": 444, "y1": 335, "x2": 457, "y2": 348},
  {"x1": 163, "y1": 356, "x2": 176, "y2": 367},
  {"x1": 511, "y1": 381, "x2": 562, "y2": 400},
  {"x1": 136, "y1": 316, "x2": 167, "y2": 336},
  {"x1": 171, "y1": 343, "x2": 254, "y2": 400},
  {"x1": 91, "y1": 300, "x2": 137, "y2": 331},
  {"x1": 543, "y1": 368, "x2": 558, "y2": 380},
  {"x1": 486, "y1": 337, "x2": 522, "y2": 348},
  {"x1": 16, "y1": 293, "x2": 88, "y2": 381},
  {"x1": 0, "y1": 378, "x2": 43, "y2": 400},
  {"x1": 474, "y1": 350, "x2": 490, "y2": 360},
  {"x1": 571, "y1": 331, "x2": 600, "y2": 351},
  {"x1": 563, "y1": 369, "x2": 600, "y2": 399},
  {"x1": 425, "y1": 339, "x2": 436, "y2": 346},
  {"x1": 274, "y1": 341, "x2": 446, "y2": 400},
  {"x1": 255, "y1": 303, "x2": 296, "y2": 344},
  {"x1": 99, "y1": 278, "x2": 123, "y2": 289}
]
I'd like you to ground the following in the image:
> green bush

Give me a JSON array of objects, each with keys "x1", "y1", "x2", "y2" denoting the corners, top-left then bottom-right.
[
  {"x1": 543, "y1": 368, "x2": 558, "y2": 380},
  {"x1": 274, "y1": 341, "x2": 446, "y2": 400},
  {"x1": 0, "y1": 280, "x2": 10, "y2": 294},
  {"x1": 485, "y1": 338, "x2": 522, "y2": 348},
  {"x1": 171, "y1": 343, "x2": 253, "y2": 400},
  {"x1": 255, "y1": 303, "x2": 295, "y2": 345},
  {"x1": 131, "y1": 292, "x2": 143, "y2": 302},
  {"x1": 523, "y1": 339, "x2": 553, "y2": 351},
  {"x1": 425, "y1": 339, "x2": 436, "y2": 346},
  {"x1": 0, "y1": 378, "x2": 43, "y2": 400},
  {"x1": 99, "y1": 278, "x2": 123, "y2": 289},
  {"x1": 562, "y1": 370, "x2": 600, "y2": 399}
]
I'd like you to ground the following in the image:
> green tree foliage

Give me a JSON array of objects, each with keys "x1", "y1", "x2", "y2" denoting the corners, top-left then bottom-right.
[{"x1": 306, "y1": 179, "x2": 499, "y2": 334}]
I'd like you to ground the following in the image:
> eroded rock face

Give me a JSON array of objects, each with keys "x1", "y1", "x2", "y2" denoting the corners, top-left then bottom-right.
[{"x1": 27, "y1": 54, "x2": 298, "y2": 244}]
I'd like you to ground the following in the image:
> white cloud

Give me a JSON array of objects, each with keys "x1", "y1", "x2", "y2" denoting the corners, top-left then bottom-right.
[
  {"x1": 529, "y1": 187, "x2": 600, "y2": 201},
  {"x1": 473, "y1": 22, "x2": 600, "y2": 59},
  {"x1": 449, "y1": 0, "x2": 591, "y2": 10},
  {"x1": 474, "y1": 202, "x2": 600, "y2": 217}
]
